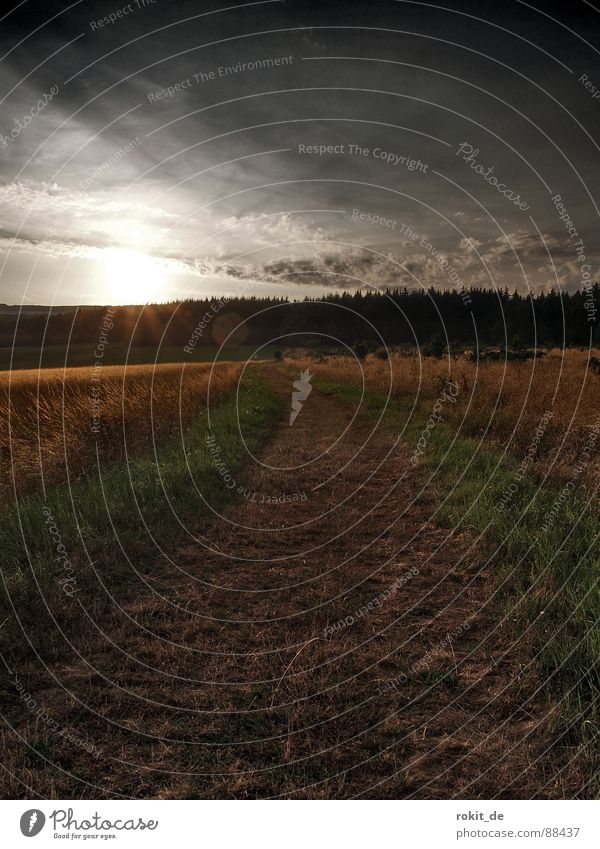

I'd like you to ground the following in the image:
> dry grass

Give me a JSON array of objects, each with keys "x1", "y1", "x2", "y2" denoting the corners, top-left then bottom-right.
[
  {"x1": 0, "y1": 361, "x2": 242, "y2": 504},
  {"x1": 289, "y1": 349, "x2": 600, "y2": 484}
]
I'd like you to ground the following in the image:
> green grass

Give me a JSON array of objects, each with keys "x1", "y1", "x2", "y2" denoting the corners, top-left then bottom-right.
[
  {"x1": 0, "y1": 369, "x2": 281, "y2": 608},
  {"x1": 320, "y1": 379, "x2": 599, "y2": 776},
  {"x1": 420, "y1": 669, "x2": 460, "y2": 691},
  {"x1": 0, "y1": 343, "x2": 281, "y2": 371}
]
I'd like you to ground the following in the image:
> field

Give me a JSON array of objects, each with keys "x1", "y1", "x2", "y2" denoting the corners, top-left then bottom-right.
[
  {"x1": 0, "y1": 349, "x2": 597, "y2": 798},
  {"x1": 289, "y1": 348, "x2": 600, "y2": 485},
  {"x1": 0, "y1": 343, "x2": 280, "y2": 371},
  {"x1": 0, "y1": 361, "x2": 242, "y2": 503}
]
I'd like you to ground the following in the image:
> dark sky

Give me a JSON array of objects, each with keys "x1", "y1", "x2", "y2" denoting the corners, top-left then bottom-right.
[{"x1": 1, "y1": 0, "x2": 599, "y2": 304}]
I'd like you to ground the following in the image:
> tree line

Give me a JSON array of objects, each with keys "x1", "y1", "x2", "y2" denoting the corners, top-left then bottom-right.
[{"x1": 2, "y1": 286, "x2": 597, "y2": 351}]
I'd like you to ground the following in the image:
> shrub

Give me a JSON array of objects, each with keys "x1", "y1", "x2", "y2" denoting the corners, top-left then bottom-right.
[{"x1": 352, "y1": 340, "x2": 369, "y2": 360}]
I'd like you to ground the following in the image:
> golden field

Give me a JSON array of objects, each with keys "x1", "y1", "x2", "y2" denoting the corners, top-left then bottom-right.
[
  {"x1": 0, "y1": 361, "x2": 242, "y2": 504},
  {"x1": 2, "y1": 348, "x2": 599, "y2": 508},
  {"x1": 290, "y1": 348, "x2": 600, "y2": 486}
]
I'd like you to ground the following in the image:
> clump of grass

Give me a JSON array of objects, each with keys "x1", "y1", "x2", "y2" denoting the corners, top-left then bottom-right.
[
  {"x1": 420, "y1": 669, "x2": 460, "y2": 691},
  {"x1": 23, "y1": 736, "x2": 58, "y2": 767}
]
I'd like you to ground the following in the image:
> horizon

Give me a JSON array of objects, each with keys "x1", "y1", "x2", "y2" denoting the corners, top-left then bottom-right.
[{"x1": 1, "y1": 279, "x2": 599, "y2": 311}]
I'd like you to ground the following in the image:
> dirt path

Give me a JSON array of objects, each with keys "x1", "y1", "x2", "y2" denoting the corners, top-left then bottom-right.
[{"x1": 1, "y1": 366, "x2": 576, "y2": 798}]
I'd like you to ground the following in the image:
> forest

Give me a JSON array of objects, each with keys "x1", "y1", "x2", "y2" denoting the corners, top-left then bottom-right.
[{"x1": 1, "y1": 285, "x2": 597, "y2": 352}]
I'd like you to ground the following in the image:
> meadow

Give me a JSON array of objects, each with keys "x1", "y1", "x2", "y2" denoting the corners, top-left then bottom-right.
[
  {"x1": 290, "y1": 348, "x2": 600, "y2": 487},
  {"x1": 0, "y1": 343, "x2": 279, "y2": 371},
  {"x1": 0, "y1": 360, "x2": 242, "y2": 504}
]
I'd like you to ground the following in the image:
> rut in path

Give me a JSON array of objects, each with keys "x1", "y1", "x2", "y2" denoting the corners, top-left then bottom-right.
[{"x1": 1, "y1": 366, "x2": 578, "y2": 798}]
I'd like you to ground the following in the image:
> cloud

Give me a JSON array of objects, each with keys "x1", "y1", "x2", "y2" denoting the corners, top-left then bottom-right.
[{"x1": 0, "y1": 179, "x2": 178, "y2": 221}]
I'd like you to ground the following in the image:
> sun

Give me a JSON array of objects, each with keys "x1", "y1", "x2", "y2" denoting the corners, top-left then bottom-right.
[{"x1": 102, "y1": 247, "x2": 165, "y2": 305}]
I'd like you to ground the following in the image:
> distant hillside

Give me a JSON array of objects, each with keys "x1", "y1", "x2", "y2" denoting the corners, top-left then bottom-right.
[{"x1": 0, "y1": 304, "x2": 76, "y2": 316}]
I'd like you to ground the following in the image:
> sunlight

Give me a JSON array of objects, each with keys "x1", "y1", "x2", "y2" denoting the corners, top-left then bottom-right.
[{"x1": 102, "y1": 248, "x2": 165, "y2": 305}]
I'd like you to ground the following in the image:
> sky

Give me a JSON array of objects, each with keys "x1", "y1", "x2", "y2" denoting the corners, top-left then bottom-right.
[{"x1": 0, "y1": 0, "x2": 599, "y2": 305}]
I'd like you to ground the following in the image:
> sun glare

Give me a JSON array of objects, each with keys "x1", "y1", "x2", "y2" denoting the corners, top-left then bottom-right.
[{"x1": 102, "y1": 248, "x2": 165, "y2": 305}]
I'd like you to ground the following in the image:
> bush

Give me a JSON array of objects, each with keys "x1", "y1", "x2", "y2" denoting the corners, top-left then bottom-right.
[
  {"x1": 352, "y1": 340, "x2": 369, "y2": 360},
  {"x1": 589, "y1": 356, "x2": 600, "y2": 376},
  {"x1": 422, "y1": 334, "x2": 446, "y2": 358}
]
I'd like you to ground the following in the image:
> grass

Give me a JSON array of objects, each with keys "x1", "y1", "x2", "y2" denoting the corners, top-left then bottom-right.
[
  {"x1": 0, "y1": 360, "x2": 243, "y2": 503},
  {"x1": 0, "y1": 369, "x2": 282, "y2": 613},
  {"x1": 420, "y1": 670, "x2": 460, "y2": 691},
  {"x1": 0, "y1": 343, "x2": 281, "y2": 371},
  {"x1": 318, "y1": 375, "x2": 599, "y2": 784},
  {"x1": 291, "y1": 349, "x2": 600, "y2": 486}
]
